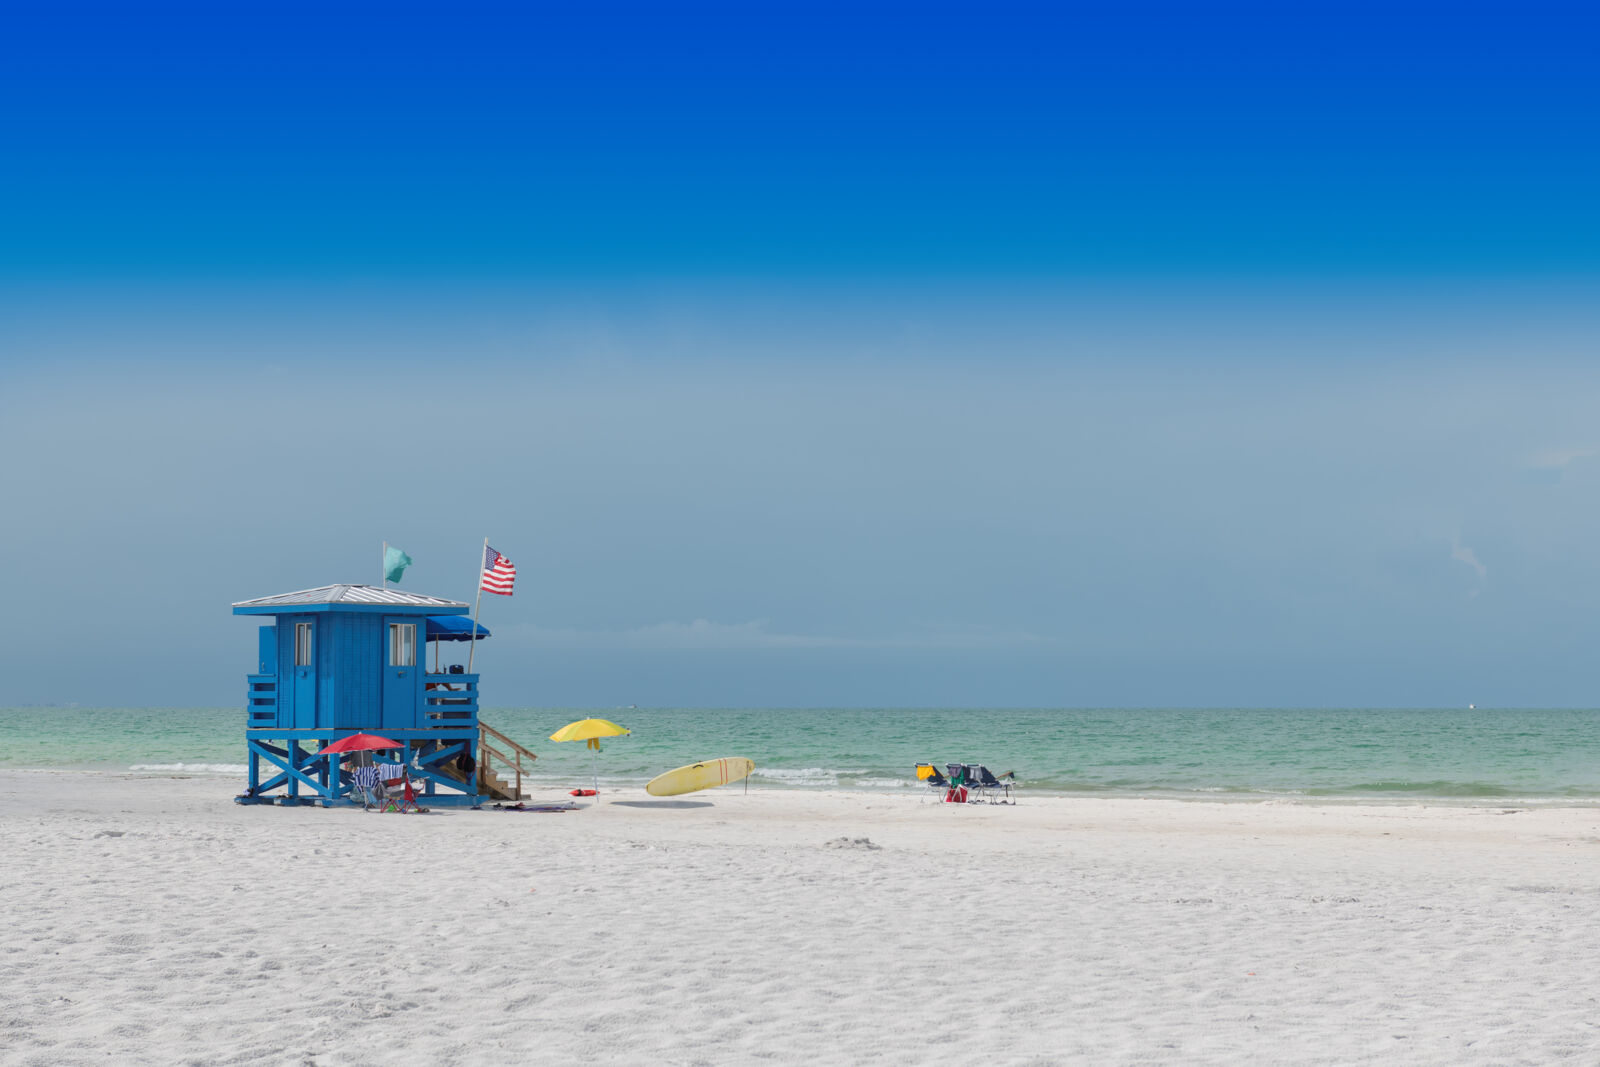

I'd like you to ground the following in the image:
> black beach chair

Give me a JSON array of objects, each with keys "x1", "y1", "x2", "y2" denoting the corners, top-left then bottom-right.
[
  {"x1": 914, "y1": 763, "x2": 948, "y2": 802},
  {"x1": 970, "y1": 764, "x2": 1017, "y2": 804}
]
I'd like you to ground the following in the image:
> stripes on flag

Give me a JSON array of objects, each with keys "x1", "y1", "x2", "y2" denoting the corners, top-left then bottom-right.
[{"x1": 480, "y1": 544, "x2": 517, "y2": 596}]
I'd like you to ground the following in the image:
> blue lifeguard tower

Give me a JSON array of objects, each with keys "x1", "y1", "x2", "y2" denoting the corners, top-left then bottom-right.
[{"x1": 232, "y1": 584, "x2": 536, "y2": 807}]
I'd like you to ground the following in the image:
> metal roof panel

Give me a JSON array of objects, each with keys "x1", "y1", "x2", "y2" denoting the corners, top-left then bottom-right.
[{"x1": 232, "y1": 584, "x2": 470, "y2": 610}]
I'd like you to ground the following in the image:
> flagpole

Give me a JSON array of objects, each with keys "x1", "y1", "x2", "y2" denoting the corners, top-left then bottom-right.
[
  {"x1": 381, "y1": 540, "x2": 387, "y2": 588},
  {"x1": 467, "y1": 537, "x2": 487, "y2": 674}
]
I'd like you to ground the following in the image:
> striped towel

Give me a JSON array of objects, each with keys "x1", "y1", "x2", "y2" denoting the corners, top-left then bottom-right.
[
  {"x1": 378, "y1": 762, "x2": 408, "y2": 783},
  {"x1": 352, "y1": 765, "x2": 381, "y2": 791}
]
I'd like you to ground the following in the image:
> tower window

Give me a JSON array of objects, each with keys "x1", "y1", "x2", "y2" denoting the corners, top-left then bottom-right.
[{"x1": 389, "y1": 623, "x2": 416, "y2": 667}]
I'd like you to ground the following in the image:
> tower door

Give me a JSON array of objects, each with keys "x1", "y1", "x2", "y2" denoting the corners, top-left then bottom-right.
[
  {"x1": 290, "y1": 619, "x2": 316, "y2": 728},
  {"x1": 381, "y1": 617, "x2": 419, "y2": 730}
]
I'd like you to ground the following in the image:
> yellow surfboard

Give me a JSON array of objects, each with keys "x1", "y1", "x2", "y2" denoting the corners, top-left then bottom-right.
[{"x1": 645, "y1": 757, "x2": 756, "y2": 797}]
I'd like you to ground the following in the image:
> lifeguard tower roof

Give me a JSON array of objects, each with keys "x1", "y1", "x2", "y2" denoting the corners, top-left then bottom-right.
[{"x1": 232, "y1": 584, "x2": 470, "y2": 616}]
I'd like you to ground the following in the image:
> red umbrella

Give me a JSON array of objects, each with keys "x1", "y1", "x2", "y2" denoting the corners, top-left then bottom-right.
[{"x1": 315, "y1": 732, "x2": 402, "y2": 757}]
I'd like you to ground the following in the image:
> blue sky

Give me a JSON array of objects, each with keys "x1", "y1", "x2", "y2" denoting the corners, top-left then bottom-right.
[
  {"x1": 3, "y1": 2, "x2": 1600, "y2": 705},
  {"x1": 5, "y1": 1, "x2": 1599, "y2": 275}
]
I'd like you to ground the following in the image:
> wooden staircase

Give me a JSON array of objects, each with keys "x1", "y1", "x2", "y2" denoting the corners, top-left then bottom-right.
[{"x1": 476, "y1": 722, "x2": 537, "y2": 801}]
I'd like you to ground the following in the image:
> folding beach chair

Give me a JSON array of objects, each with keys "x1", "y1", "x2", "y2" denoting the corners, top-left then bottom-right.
[
  {"x1": 376, "y1": 762, "x2": 427, "y2": 813},
  {"x1": 914, "y1": 762, "x2": 948, "y2": 802},
  {"x1": 970, "y1": 764, "x2": 1017, "y2": 804},
  {"x1": 943, "y1": 763, "x2": 976, "y2": 804},
  {"x1": 351, "y1": 763, "x2": 384, "y2": 810}
]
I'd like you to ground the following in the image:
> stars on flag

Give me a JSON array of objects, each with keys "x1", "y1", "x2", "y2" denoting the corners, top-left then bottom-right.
[{"x1": 480, "y1": 544, "x2": 516, "y2": 596}]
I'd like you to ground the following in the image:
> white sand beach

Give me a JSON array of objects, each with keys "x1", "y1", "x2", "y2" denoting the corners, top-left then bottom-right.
[{"x1": 6, "y1": 771, "x2": 1600, "y2": 1065}]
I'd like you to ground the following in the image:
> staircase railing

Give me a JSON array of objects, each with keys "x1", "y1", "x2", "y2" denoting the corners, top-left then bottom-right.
[{"x1": 478, "y1": 722, "x2": 537, "y2": 799}]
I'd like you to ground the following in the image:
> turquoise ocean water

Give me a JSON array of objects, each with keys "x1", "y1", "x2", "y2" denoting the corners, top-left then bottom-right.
[{"x1": 6, "y1": 706, "x2": 1600, "y2": 803}]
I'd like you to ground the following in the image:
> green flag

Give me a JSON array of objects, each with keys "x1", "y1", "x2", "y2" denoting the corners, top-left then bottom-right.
[{"x1": 383, "y1": 545, "x2": 413, "y2": 583}]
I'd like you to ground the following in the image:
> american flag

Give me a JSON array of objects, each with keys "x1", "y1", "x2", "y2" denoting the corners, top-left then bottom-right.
[{"x1": 480, "y1": 544, "x2": 516, "y2": 596}]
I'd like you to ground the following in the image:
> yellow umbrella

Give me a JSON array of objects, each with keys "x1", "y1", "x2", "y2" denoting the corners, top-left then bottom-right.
[{"x1": 549, "y1": 718, "x2": 631, "y2": 797}]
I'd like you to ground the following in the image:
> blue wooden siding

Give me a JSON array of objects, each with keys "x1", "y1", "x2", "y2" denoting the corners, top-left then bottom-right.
[
  {"x1": 317, "y1": 619, "x2": 335, "y2": 727},
  {"x1": 259, "y1": 610, "x2": 447, "y2": 730},
  {"x1": 275, "y1": 617, "x2": 294, "y2": 725},
  {"x1": 346, "y1": 613, "x2": 383, "y2": 728},
  {"x1": 320, "y1": 613, "x2": 382, "y2": 729}
]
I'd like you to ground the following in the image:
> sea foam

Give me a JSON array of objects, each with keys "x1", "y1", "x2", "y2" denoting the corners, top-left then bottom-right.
[{"x1": 129, "y1": 763, "x2": 249, "y2": 776}]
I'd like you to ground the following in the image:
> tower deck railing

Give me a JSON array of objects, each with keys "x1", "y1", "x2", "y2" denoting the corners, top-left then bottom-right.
[
  {"x1": 246, "y1": 675, "x2": 277, "y2": 725},
  {"x1": 424, "y1": 672, "x2": 479, "y2": 723},
  {"x1": 243, "y1": 674, "x2": 480, "y2": 726}
]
